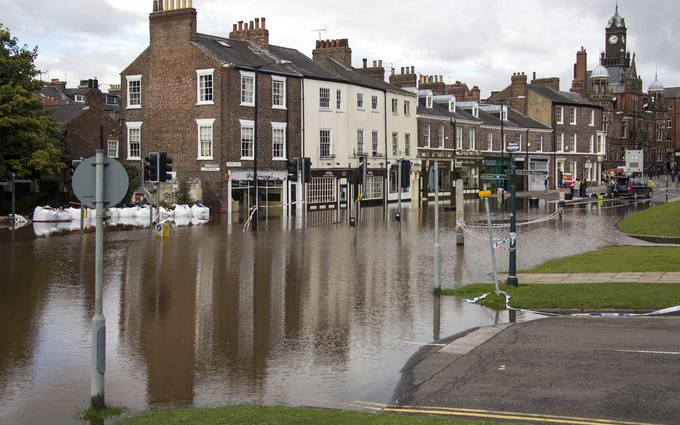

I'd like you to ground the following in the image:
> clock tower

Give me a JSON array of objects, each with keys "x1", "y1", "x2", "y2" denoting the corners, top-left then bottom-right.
[{"x1": 602, "y1": 4, "x2": 630, "y2": 69}]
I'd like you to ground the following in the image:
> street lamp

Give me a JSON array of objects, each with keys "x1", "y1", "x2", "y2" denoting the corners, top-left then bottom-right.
[{"x1": 251, "y1": 59, "x2": 291, "y2": 230}]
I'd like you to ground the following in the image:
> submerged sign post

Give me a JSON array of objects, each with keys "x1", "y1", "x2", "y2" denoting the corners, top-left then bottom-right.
[{"x1": 73, "y1": 151, "x2": 129, "y2": 409}]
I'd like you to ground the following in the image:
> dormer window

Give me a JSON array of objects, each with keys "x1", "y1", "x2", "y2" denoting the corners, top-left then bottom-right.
[
  {"x1": 74, "y1": 94, "x2": 85, "y2": 103},
  {"x1": 472, "y1": 106, "x2": 479, "y2": 118},
  {"x1": 426, "y1": 96, "x2": 432, "y2": 108},
  {"x1": 448, "y1": 100, "x2": 455, "y2": 112}
]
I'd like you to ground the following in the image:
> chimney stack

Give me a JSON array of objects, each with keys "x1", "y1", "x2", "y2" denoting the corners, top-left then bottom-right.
[
  {"x1": 312, "y1": 38, "x2": 352, "y2": 67},
  {"x1": 229, "y1": 17, "x2": 269, "y2": 49}
]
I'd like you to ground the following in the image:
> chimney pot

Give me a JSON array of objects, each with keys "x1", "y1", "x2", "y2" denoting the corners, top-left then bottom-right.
[
  {"x1": 400, "y1": 67, "x2": 404, "y2": 74},
  {"x1": 378, "y1": 60, "x2": 382, "y2": 67},
  {"x1": 255, "y1": 18, "x2": 260, "y2": 29},
  {"x1": 411, "y1": 66, "x2": 414, "y2": 74},
  {"x1": 238, "y1": 21, "x2": 243, "y2": 30},
  {"x1": 373, "y1": 60, "x2": 377, "y2": 67},
  {"x1": 249, "y1": 21, "x2": 254, "y2": 30},
  {"x1": 363, "y1": 58, "x2": 368, "y2": 68},
  {"x1": 261, "y1": 17, "x2": 266, "y2": 28}
]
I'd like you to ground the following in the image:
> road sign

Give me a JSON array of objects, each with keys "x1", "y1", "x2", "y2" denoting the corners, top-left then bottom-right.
[
  {"x1": 507, "y1": 142, "x2": 520, "y2": 153},
  {"x1": 515, "y1": 170, "x2": 549, "y2": 176},
  {"x1": 72, "y1": 155, "x2": 129, "y2": 208},
  {"x1": 480, "y1": 174, "x2": 507, "y2": 180},
  {"x1": 478, "y1": 190, "x2": 492, "y2": 197},
  {"x1": 585, "y1": 158, "x2": 593, "y2": 169}
]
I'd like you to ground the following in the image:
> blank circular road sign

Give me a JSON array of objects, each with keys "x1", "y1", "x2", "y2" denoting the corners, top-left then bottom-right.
[{"x1": 72, "y1": 155, "x2": 129, "y2": 208}]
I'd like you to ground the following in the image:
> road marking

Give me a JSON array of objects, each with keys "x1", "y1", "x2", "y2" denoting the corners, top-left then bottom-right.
[
  {"x1": 614, "y1": 350, "x2": 680, "y2": 355},
  {"x1": 383, "y1": 405, "x2": 666, "y2": 425},
  {"x1": 397, "y1": 340, "x2": 446, "y2": 347}
]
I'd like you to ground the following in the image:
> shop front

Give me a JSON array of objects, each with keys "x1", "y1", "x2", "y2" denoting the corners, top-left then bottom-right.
[{"x1": 227, "y1": 169, "x2": 288, "y2": 223}]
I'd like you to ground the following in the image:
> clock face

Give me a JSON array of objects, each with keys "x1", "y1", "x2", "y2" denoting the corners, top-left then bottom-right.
[{"x1": 609, "y1": 34, "x2": 619, "y2": 44}]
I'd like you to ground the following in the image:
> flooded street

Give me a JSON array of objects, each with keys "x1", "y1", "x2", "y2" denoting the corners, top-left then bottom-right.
[{"x1": 0, "y1": 197, "x2": 654, "y2": 425}]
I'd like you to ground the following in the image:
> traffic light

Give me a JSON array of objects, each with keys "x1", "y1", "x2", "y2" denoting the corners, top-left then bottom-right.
[
  {"x1": 303, "y1": 157, "x2": 312, "y2": 183},
  {"x1": 356, "y1": 162, "x2": 364, "y2": 185},
  {"x1": 70, "y1": 158, "x2": 82, "y2": 180},
  {"x1": 159, "y1": 152, "x2": 173, "y2": 182},
  {"x1": 144, "y1": 152, "x2": 159, "y2": 183},
  {"x1": 288, "y1": 157, "x2": 299, "y2": 182}
]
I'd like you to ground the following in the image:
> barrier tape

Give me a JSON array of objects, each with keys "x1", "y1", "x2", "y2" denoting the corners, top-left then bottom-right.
[
  {"x1": 243, "y1": 200, "x2": 305, "y2": 232},
  {"x1": 465, "y1": 291, "x2": 680, "y2": 317}
]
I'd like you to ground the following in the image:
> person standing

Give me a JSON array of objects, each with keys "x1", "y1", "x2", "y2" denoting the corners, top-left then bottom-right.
[
  {"x1": 544, "y1": 176, "x2": 550, "y2": 194},
  {"x1": 580, "y1": 178, "x2": 587, "y2": 197},
  {"x1": 573, "y1": 178, "x2": 581, "y2": 198}
]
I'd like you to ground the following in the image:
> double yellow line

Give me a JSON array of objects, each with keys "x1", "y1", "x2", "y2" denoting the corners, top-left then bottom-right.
[{"x1": 380, "y1": 405, "x2": 667, "y2": 425}]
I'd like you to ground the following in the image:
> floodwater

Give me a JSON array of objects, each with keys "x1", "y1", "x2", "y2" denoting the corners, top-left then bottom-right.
[{"x1": 0, "y1": 196, "x2": 657, "y2": 425}]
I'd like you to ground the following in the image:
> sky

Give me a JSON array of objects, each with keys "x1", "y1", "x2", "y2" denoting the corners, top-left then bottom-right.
[{"x1": 2, "y1": 0, "x2": 679, "y2": 98}]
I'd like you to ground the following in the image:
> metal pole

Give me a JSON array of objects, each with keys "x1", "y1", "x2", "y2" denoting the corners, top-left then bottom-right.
[
  {"x1": 10, "y1": 172, "x2": 16, "y2": 228},
  {"x1": 434, "y1": 161, "x2": 441, "y2": 290},
  {"x1": 252, "y1": 66, "x2": 260, "y2": 230},
  {"x1": 397, "y1": 159, "x2": 402, "y2": 221},
  {"x1": 91, "y1": 149, "x2": 106, "y2": 408},
  {"x1": 500, "y1": 100, "x2": 505, "y2": 199},
  {"x1": 507, "y1": 153, "x2": 518, "y2": 287},
  {"x1": 484, "y1": 183, "x2": 500, "y2": 294}
]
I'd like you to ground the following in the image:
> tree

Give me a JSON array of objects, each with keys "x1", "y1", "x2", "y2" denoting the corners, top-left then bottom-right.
[{"x1": 0, "y1": 24, "x2": 65, "y2": 180}]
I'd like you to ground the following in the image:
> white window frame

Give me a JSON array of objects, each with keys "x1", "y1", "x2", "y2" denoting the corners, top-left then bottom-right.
[
  {"x1": 271, "y1": 122, "x2": 287, "y2": 160},
  {"x1": 487, "y1": 132, "x2": 493, "y2": 151},
  {"x1": 455, "y1": 126, "x2": 462, "y2": 149},
  {"x1": 126, "y1": 121, "x2": 142, "y2": 160},
  {"x1": 556, "y1": 106, "x2": 564, "y2": 124},
  {"x1": 558, "y1": 133, "x2": 564, "y2": 152},
  {"x1": 597, "y1": 133, "x2": 604, "y2": 154},
  {"x1": 240, "y1": 119, "x2": 254, "y2": 160},
  {"x1": 320, "y1": 87, "x2": 330, "y2": 108},
  {"x1": 535, "y1": 134, "x2": 543, "y2": 152},
  {"x1": 589, "y1": 109, "x2": 595, "y2": 126},
  {"x1": 320, "y1": 128, "x2": 332, "y2": 157},
  {"x1": 426, "y1": 96, "x2": 433, "y2": 108},
  {"x1": 438, "y1": 124, "x2": 445, "y2": 148},
  {"x1": 570, "y1": 134, "x2": 577, "y2": 152},
  {"x1": 336, "y1": 89, "x2": 342, "y2": 109},
  {"x1": 391, "y1": 98, "x2": 398, "y2": 114},
  {"x1": 392, "y1": 132, "x2": 398, "y2": 156},
  {"x1": 404, "y1": 133, "x2": 411, "y2": 156},
  {"x1": 240, "y1": 71, "x2": 255, "y2": 107},
  {"x1": 424, "y1": 124, "x2": 431, "y2": 147},
  {"x1": 356, "y1": 129, "x2": 365, "y2": 155},
  {"x1": 589, "y1": 134, "x2": 595, "y2": 153},
  {"x1": 107, "y1": 139, "x2": 119, "y2": 158},
  {"x1": 569, "y1": 108, "x2": 577, "y2": 125},
  {"x1": 372, "y1": 131, "x2": 380, "y2": 156},
  {"x1": 196, "y1": 118, "x2": 215, "y2": 160},
  {"x1": 371, "y1": 95, "x2": 378, "y2": 110},
  {"x1": 404, "y1": 101, "x2": 411, "y2": 116},
  {"x1": 126, "y1": 75, "x2": 141, "y2": 109},
  {"x1": 196, "y1": 68, "x2": 214, "y2": 105},
  {"x1": 469, "y1": 128, "x2": 476, "y2": 150},
  {"x1": 272, "y1": 76, "x2": 286, "y2": 109},
  {"x1": 357, "y1": 93, "x2": 364, "y2": 108}
]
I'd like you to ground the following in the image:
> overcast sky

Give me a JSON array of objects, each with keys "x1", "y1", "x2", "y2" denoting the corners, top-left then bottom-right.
[{"x1": 3, "y1": 0, "x2": 679, "y2": 98}]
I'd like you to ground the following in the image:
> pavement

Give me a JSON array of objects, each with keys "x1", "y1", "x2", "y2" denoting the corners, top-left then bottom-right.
[{"x1": 387, "y1": 272, "x2": 680, "y2": 425}]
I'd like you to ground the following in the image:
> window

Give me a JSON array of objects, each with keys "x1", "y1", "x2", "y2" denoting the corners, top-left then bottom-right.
[
  {"x1": 556, "y1": 106, "x2": 563, "y2": 124},
  {"x1": 319, "y1": 88, "x2": 330, "y2": 108},
  {"x1": 455, "y1": 126, "x2": 462, "y2": 149},
  {"x1": 469, "y1": 128, "x2": 476, "y2": 150},
  {"x1": 589, "y1": 109, "x2": 595, "y2": 126},
  {"x1": 622, "y1": 121, "x2": 628, "y2": 139},
  {"x1": 558, "y1": 133, "x2": 564, "y2": 152},
  {"x1": 392, "y1": 132, "x2": 398, "y2": 156},
  {"x1": 597, "y1": 133, "x2": 604, "y2": 154},
  {"x1": 126, "y1": 75, "x2": 141, "y2": 108},
  {"x1": 240, "y1": 119, "x2": 254, "y2": 159},
  {"x1": 356, "y1": 129, "x2": 364, "y2": 155},
  {"x1": 589, "y1": 135, "x2": 595, "y2": 153},
  {"x1": 320, "y1": 129, "x2": 332, "y2": 157},
  {"x1": 404, "y1": 101, "x2": 411, "y2": 116},
  {"x1": 535, "y1": 134, "x2": 543, "y2": 152},
  {"x1": 392, "y1": 98, "x2": 398, "y2": 114},
  {"x1": 657, "y1": 122, "x2": 665, "y2": 142},
  {"x1": 486, "y1": 132, "x2": 493, "y2": 151},
  {"x1": 569, "y1": 108, "x2": 576, "y2": 125},
  {"x1": 372, "y1": 131, "x2": 379, "y2": 156},
  {"x1": 272, "y1": 122, "x2": 287, "y2": 160},
  {"x1": 74, "y1": 94, "x2": 85, "y2": 103},
  {"x1": 667, "y1": 119, "x2": 672, "y2": 128},
  {"x1": 438, "y1": 125, "x2": 445, "y2": 148},
  {"x1": 126, "y1": 121, "x2": 142, "y2": 159},
  {"x1": 107, "y1": 140, "x2": 118, "y2": 158},
  {"x1": 336, "y1": 90, "x2": 342, "y2": 109},
  {"x1": 196, "y1": 69, "x2": 214, "y2": 104},
  {"x1": 426, "y1": 96, "x2": 432, "y2": 108},
  {"x1": 371, "y1": 95, "x2": 378, "y2": 110},
  {"x1": 307, "y1": 176, "x2": 336, "y2": 204},
  {"x1": 197, "y1": 118, "x2": 215, "y2": 159},
  {"x1": 272, "y1": 76, "x2": 286, "y2": 109},
  {"x1": 423, "y1": 124, "x2": 431, "y2": 147},
  {"x1": 404, "y1": 133, "x2": 411, "y2": 156},
  {"x1": 357, "y1": 93, "x2": 364, "y2": 108},
  {"x1": 364, "y1": 175, "x2": 383, "y2": 200},
  {"x1": 569, "y1": 134, "x2": 577, "y2": 152},
  {"x1": 240, "y1": 71, "x2": 255, "y2": 106}
]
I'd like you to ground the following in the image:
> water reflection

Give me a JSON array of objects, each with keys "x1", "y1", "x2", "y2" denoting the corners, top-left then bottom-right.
[{"x1": 0, "y1": 197, "x2": 659, "y2": 425}]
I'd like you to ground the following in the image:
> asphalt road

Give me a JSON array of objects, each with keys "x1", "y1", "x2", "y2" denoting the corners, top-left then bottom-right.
[{"x1": 390, "y1": 316, "x2": 680, "y2": 425}]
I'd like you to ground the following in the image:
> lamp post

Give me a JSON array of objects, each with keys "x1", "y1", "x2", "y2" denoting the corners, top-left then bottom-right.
[
  {"x1": 251, "y1": 59, "x2": 291, "y2": 230},
  {"x1": 499, "y1": 100, "x2": 505, "y2": 196}
]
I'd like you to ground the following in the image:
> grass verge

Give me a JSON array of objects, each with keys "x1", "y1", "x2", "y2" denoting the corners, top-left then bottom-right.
[
  {"x1": 442, "y1": 283, "x2": 680, "y2": 311},
  {"x1": 114, "y1": 405, "x2": 510, "y2": 425},
  {"x1": 520, "y1": 245, "x2": 680, "y2": 273},
  {"x1": 617, "y1": 200, "x2": 680, "y2": 236}
]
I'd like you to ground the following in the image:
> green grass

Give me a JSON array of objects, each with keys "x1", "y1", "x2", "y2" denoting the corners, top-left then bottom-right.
[
  {"x1": 114, "y1": 405, "x2": 510, "y2": 425},
  {"x1": 521, "y1": 245, "x2": 680, "y2": 273},
  {"x1": 443, "y1": 282, "x2": 680, "y2": 311},
  {"x1": 617, "y1": 200, "x2": 680, "y2": 236}
]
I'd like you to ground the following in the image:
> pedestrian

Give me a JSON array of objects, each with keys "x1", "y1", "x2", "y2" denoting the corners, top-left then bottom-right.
[
  {"x1": 573, "y1": 178, "x2": 581, "y2": 198},
  {"x1": 544, "y1": 176, "x2": 550, "y2": 194},
  {"x1": 580, "y1": 179, "x2": 587, "y2": 197}
]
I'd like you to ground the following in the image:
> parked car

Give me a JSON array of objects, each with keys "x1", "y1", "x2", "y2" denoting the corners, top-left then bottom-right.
[{"x1": 612, "y1": 176, "x2": 653, "y2": 198}]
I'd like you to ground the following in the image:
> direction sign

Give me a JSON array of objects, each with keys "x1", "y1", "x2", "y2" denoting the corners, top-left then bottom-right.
[
  {"x1": 506, "y1": 142, "x2": 521, "y2": 153},
  {"x1": 515, "y1": 170, "x2": 549, "y2": 176},
  {"x1": 480, "y1": 174, "x2": 507, "y2": 180},
  {"x1": 73, "y1": 155, "x2": 129, "y2": 208},
  {"x1": 478, "y1": 190, "x2": 492, "y2": 197}
]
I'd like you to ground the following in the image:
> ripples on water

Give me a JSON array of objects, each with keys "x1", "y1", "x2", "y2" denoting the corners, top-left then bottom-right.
[{"x1": 0, "y1": 197, "x2": 656, "y2": 424}]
